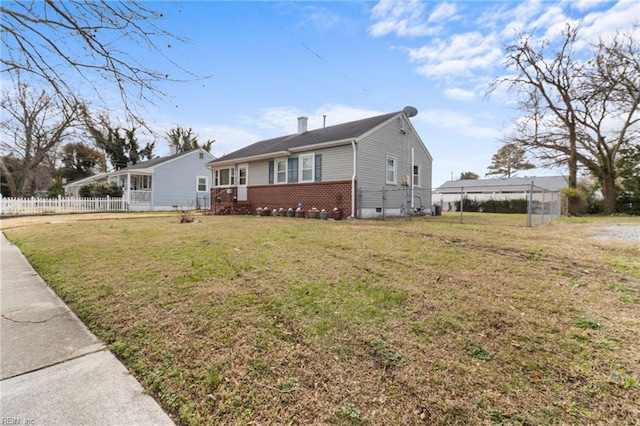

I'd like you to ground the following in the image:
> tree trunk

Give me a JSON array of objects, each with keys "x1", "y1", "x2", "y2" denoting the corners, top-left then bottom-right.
[
  {"x1": 601, "y1": 174, "x2": 617, "y2": 215},
  {"x1": 568, "y1": 126, "x2": 578, "y2": 189}
]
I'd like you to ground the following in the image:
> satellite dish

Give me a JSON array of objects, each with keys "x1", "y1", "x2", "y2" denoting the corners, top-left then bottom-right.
[{"x1": 403, "y1": 106, "x2": 418, "y2": 117}]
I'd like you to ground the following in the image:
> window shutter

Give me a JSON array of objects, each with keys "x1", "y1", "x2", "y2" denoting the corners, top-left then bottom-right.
[
  {"x1": 268, "y1": 160, "x2": 274, "y2": 184},
  {"x1": 288, "y1": 157, "x2": 298, "y2": 183},
  {"x1": 315, "y1": 154, "x2": 322, "y2": 182}
]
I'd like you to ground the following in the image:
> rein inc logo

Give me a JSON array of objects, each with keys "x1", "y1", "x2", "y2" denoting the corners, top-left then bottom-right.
[{"x1": 1, "y1": 418, "x2": 35, "y2": 425}]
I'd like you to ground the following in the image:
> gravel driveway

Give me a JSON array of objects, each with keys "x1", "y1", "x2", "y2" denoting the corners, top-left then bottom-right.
[{"x1": 593, "y1": 225, "x2": 640, "y2": 242}]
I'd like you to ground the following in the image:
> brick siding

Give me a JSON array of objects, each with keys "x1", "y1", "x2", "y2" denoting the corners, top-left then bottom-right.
[
  {"x1": 251, "y1": 180, "x2": 353, "y2": 217},
  {"x1": 211, "y1": 180, "x2": 354, "y2": 217}
]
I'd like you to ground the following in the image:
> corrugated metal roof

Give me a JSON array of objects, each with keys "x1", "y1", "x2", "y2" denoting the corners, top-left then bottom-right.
[
  {"x1": 436, "y1": 176, "x2": 568, "y2": 193},
  {"x1": 210, "y1": 111, "x2": 400, "y2": 164}
]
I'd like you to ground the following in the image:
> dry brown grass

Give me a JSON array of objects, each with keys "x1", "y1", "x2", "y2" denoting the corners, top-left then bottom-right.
[{"x1": 3, "y1": 212, "x2": 639, "y2": 425}]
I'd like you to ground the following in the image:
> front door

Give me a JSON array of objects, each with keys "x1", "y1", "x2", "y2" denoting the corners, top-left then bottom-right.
[{"x1": 237, "y1": 164, "x2": 248, "y2": 201}]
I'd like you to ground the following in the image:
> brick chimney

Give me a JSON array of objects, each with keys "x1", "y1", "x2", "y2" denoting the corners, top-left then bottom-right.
[{"x1": 297, "y1": 116, "x2": 308, "y2": 134}]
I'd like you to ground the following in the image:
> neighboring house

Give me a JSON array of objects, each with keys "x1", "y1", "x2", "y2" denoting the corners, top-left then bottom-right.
[
  {"x1": 64, "y1": 148, "x2": 216, "y2": 211},
  {"x1": 207, "y1": 107, "x2": 432, "y2": 218},
  {"x1": 434, "y1": 176, "x2": 568, "y2": 211}
]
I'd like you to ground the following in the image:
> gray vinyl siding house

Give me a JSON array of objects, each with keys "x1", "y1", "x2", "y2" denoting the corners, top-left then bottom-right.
[
  {"x1": 208, "y1": 108, "x2": 432, "y2": 218},
  {"x1": 64, "y1": 148, "x2": 216, "y2": 211}
]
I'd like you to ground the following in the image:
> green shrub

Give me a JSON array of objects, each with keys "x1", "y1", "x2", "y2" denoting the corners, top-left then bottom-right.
[
  {"x1": 454, "y1": 197, "x2": 482, "y2": 212},
  {"x1": 562, "y1": 187, "x2": 587, "y2": 216},
  {"x1": 79, "y1": 182, "x2": 123, "y2": 198},
  {"x1": 457, "y1": 198, "x2": 528, "y2": 214}
]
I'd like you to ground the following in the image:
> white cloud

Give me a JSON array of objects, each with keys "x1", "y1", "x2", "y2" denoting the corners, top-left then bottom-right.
[
  {"x1": 443, "y1": 88, "x2": 476, "y2": 101},
  {"x1": 299, "y1": 5, "x2": 341, "y2": 32},
  {"x1": 239, "y1": 107, "x2": 305, "y2": 134},
  {"x1": 579, "y1": 0, "x2": 640, "y2": 43},
  {"x1": 408, "y1": 32, "x2": 502, "y2": 77},
  {"x1": 205, "y1": 125, "x2": 262, "y2": 158},
  {"x1": 499, "y1": 0, "x2": 546, "y2": 39},
  {"x1": 369, "y1": 0, "x2": 435, "y2": 37},
  {"x1": 207, "y1": 104, "x2": 386, "y2": 156},
  {"x1": 427, "y1": 2, "x2": 458, "y2": 24},
  {"x1": 419, "y1": 109, "x2": 501, "y2": 140},
  {"x1": 573, "y1": 0, "x2": 612, "y2": 12}
]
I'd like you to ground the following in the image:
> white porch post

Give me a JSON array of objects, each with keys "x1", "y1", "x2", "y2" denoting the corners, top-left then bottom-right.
[{"x1": 126, "y1": 173, "x2": 131, "y2": 204}]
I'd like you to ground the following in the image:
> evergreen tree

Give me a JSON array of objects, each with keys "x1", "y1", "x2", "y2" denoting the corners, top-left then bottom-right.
[{"x1": 486, "y1": 144, "x2": 535, "y2": 178}]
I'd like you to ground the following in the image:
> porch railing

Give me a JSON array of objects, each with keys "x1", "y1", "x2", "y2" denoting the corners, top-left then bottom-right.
[{"x1": 128, "y1": 190, "x2": 152, "y2": 204}]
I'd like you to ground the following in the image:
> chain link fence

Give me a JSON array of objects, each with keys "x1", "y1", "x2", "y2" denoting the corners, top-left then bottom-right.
[
  {"x1": 357, "y1": 186, "x2": 432, "y2": 219},
  {"x1": 433, "y1": 181, "x2": 563, "y2": 227}
]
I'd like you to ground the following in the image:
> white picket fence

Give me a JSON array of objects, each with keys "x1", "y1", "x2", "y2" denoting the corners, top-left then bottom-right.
[{"x1": 0, "y1": 195, "x2": 128, "y2": 216}]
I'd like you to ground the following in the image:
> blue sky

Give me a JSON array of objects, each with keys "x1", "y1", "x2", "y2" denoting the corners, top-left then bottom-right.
[{"x1": 12, "y1": 0, "x2": 639, "y2": 187}]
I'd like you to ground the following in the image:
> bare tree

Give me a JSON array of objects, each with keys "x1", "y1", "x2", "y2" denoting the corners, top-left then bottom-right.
[
  {"x1": 571, "y1": 29, "x2": 640, "y2": 213},
  {"x1": 1, "y1": 81, "x2": 80, "y2": 196},
  {"x1": 486, "y1": 143, "x2": 535, "y2": 178},
  {"x1": 1, "y1": 1, "x2": 188, "y2": 121},
  {"x1": 492, "y1": 24, "x2": 640, "y2": 213},
  {"x1": 492, "y1": 25, "x2": 582, "y2": 188}
]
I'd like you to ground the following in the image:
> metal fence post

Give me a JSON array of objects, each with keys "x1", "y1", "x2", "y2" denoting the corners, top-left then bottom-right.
[
  {"x1": 527, "y1": 181, "x2": 534, "y2": 227},
  {"x1": 459, "y1": 186, "x2": 464, "y2": 224},
  {"x1": 382, "y1": 187, "x2": 387, "y2": 221}
]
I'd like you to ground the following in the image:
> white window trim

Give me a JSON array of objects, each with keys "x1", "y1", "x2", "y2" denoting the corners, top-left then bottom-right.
[
  {"x1": 299, "y1": 153, "x2": 315, "y2": 183},
  {"x1": 196, "y1": 176, "x2": 208, "y2": 192},
  {"x1": 413, "y1": 163, "x2": 421, "y2": 188},
  {"x1": 214, "y1": 168, "x2": 235, "y2": 187},
  {"x1": 386, "y1": 155, "x2": 397, "y2": 185},
  {"x1": 275, "y1": 158, "x2": 287, "y2": 184}
]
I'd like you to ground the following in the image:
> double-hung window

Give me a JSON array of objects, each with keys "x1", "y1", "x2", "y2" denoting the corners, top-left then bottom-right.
[
  {"x1": 413, "y1": 164, "x2": 421, "y2": 187},
  {"x1": 386, "y1": 156, "x2": 397, "y2": 184},
  {"x1": 300, "y1": 154, "x2": 314, "y2": 182},
  {"x1": 276, "y1": 159, "x2": 287, "y2": 183},
  {"x1": 197, "y1": 176, "x2": 208, "y2": 192},
  {"x1": 269, "y1": 154, "x2": 321, "y2": 184}
]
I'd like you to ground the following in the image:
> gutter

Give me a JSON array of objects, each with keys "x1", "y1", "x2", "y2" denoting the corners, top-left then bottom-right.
[
  {"x1": 288, "y1": 138, "x2": 356, "y2": 153},
  {"x1": 207, "y1": 151, "x2": 291, "y2": 168}
]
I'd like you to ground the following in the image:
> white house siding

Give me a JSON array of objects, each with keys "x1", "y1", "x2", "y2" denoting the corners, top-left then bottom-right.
[
  {"x1": 152, "y1": 150, "x2": 213, "y2": 210},
  {"x1": 357, "y1": 116, "x2": 432, "y2": 217}
]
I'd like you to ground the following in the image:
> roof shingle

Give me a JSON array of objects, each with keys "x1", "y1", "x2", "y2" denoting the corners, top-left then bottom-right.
[{"x1": 211, "y1": 111, "x2": 399, "y2": 163}]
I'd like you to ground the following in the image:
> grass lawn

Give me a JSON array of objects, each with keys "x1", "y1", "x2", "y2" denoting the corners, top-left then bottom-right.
[{"x1": 3, "y1": 213, "x2": 639, "y2": 425}]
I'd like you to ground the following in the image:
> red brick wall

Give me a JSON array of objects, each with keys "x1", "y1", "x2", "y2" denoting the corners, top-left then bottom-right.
[
  {"x1": 211, "y1": 187, "x2": 237, "y2": 204},
  {"x1": 248, "y1": 180, "x2": 353, "y2": 217}
]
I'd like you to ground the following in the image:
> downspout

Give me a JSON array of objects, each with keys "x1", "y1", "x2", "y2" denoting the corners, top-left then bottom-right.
[{"x1": 351, "y1": 139, "x2": 357, "y2": 218}]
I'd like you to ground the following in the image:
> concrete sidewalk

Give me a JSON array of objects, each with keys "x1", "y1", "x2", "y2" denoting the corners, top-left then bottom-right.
[{"x1": 0, "y1": 233, "x2": 174, "y2": 425}]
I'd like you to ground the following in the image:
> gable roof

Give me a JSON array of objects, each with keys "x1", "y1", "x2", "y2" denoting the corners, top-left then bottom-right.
[
  {"x1": 124, "y1": 148, "x2": 215, "y2": 171},
  {"x1": 63, "y1": 149, "x2": 215, "y2": 187},
  {"x1": 436, "y1": 176, "x2": 568, "y2": 193},
  {"x1": 210, "y1": 111, "x2": 400, "y2": 165}
]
